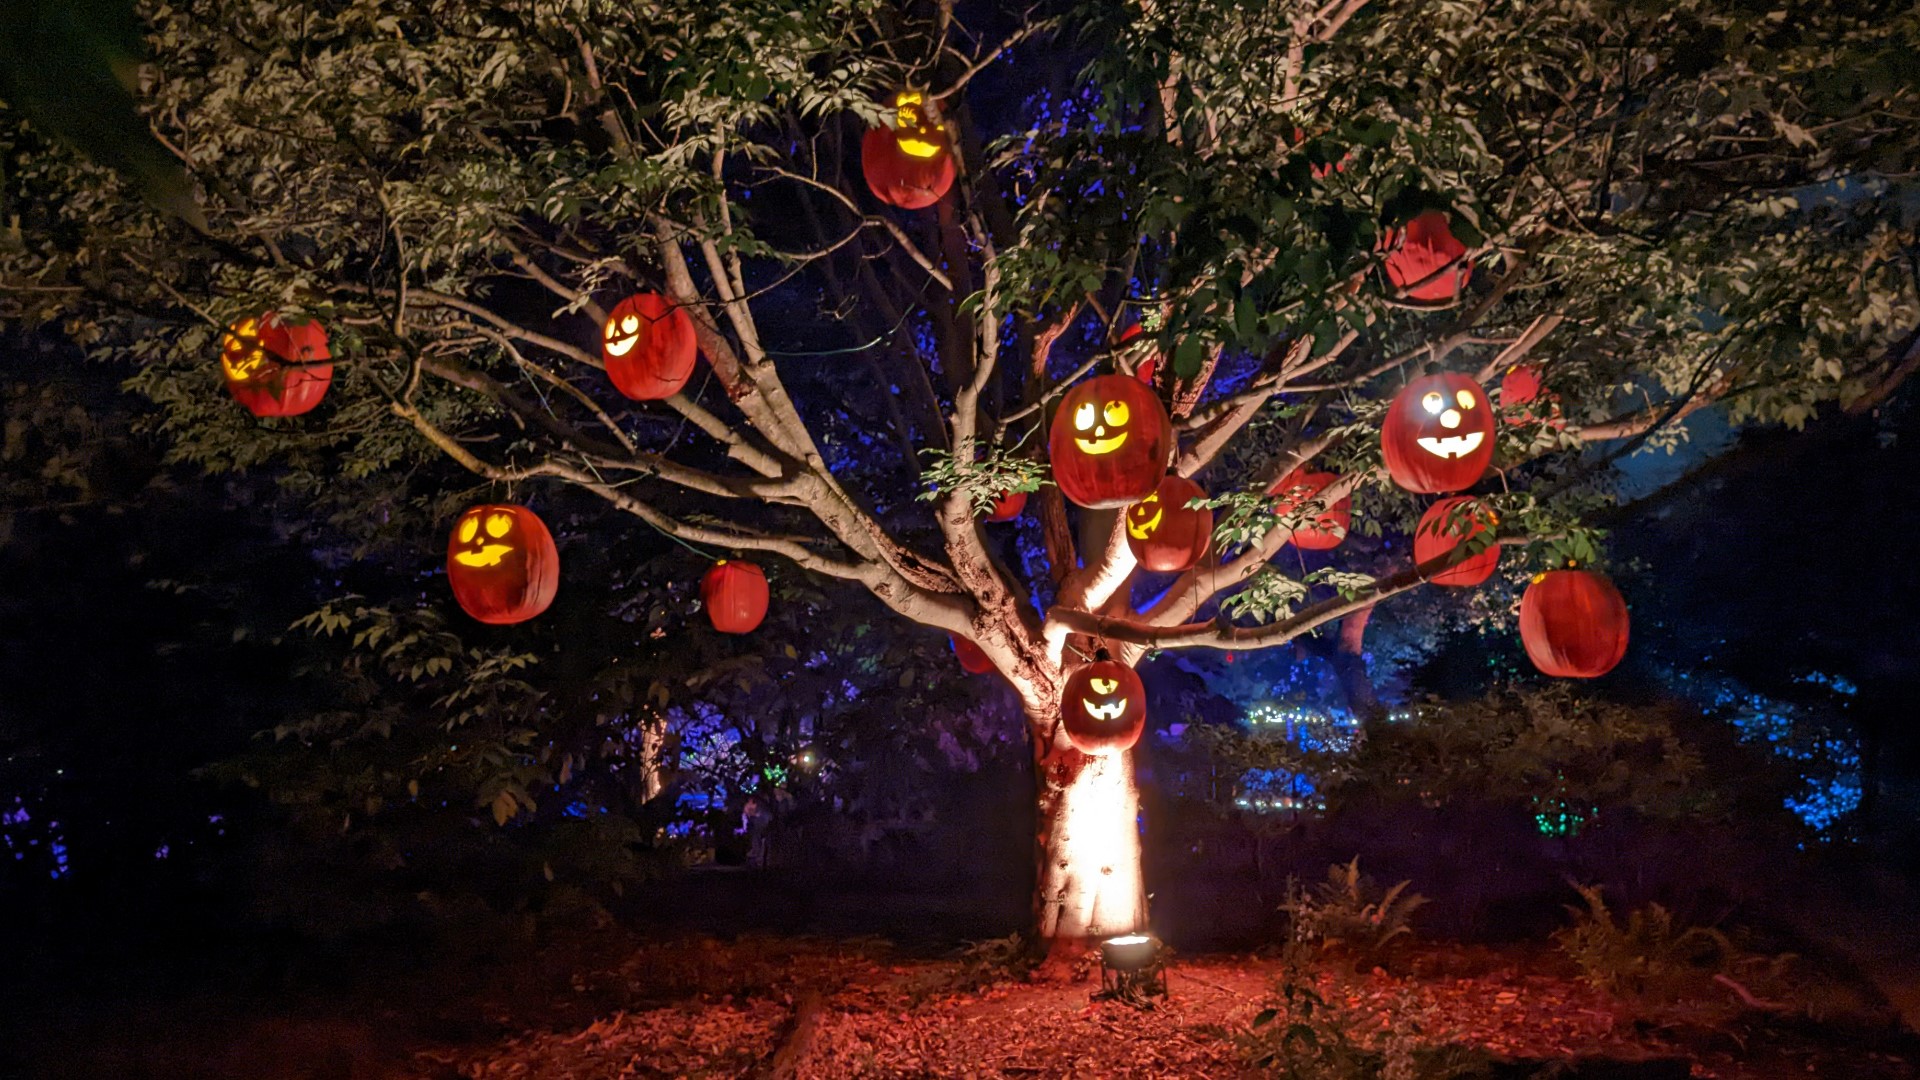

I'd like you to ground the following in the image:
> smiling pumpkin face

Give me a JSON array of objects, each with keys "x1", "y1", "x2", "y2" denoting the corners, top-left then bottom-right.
[
  {"x1": 861, "y1": 90, "x2": 956, "y2": 209},
  {"x1": 219, "y1": 312, "x2": 333, "y2": 417},
  {"x1": 1125, "y1": 474, "x2": 1212, "y2": 573},
  {"x1": 601, "y1": 293, "x2": 698, "y2": 400},
  {"x1": 1049, "y1": 375, "x2": 1171, "y2": 508},
  {"x1": 446, "y1": 503, "x2": 559, "y2": 625},
  {"x1": 1381, "y1": 372, "x2": 1496, "y2": 494},
  {"x1": 1061, "y1": 656, "x2": 1147, "y2": 755}
]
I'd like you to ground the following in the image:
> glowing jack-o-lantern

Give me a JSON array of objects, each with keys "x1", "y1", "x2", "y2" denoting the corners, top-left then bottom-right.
[
  {"x1": 1125, "y1": 474, "x2": 1212, "y2": 573},
  {"x1": 1267, "y1": 468, "x2": 1351, "y2": 551},
  {"x1": 861, "y1": 91, "x2": 956, "y2": 210},
  {"x1": 951, "y1": 636, "x2": 994, "y2": 674},
  {"x1": 1383, "y1": 210, "x2": 1471, "y2": 303},
  {"x1": 701, "y1": 559, "x2": 769, "y2": 634},
  {"x1": 1413, "y1": 497, "x2": 1500, "y2": 587},
  {"x1": 446, "y1": 504, "x2": 559, "y2": 625},
  {"x1": 1048, "y1": 375, "x2": 1172, "y2": 508},
  {"x1": 1519, "y1": 569, "x2": 1630, "y2": 678},
  {"x1": 1499, "y1": 364, "x2": 1563, "y2": 428},
  {"x1": 1381, "y1": 372, "x2": 1496, "y2": 494},
  {"x1": 984, "y1": 490, "x2": 1027, "y2": 522},
  {"x1": 602, "y1": 293, "x2": 698, "y2": 400},
  {"x1": 1060, "y1": 652, "x2": 1146, "y2": 755},
  {"x1": 220, "y1": 312, "x2": 333, "y2": 417}
]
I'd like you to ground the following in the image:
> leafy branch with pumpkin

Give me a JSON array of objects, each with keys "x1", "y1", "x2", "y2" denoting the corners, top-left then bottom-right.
[{"x1": 2, "y1": 0, "x2": 1916, "y2": 952}]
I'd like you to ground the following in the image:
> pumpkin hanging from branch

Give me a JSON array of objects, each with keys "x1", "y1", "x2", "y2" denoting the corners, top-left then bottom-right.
[
  {"x1": 701, "y1": 559, "x2": 769, "y2": 634},
  {"x1": 1267, "y1": 468, "x2": 1351, "y2": 551},
  {"x1": 1383, "y1": 210, "x2": 1471, "y2": 303},
  {"x1": 220, "y1": 312, "x2": 333, "y2": 417},
  {"x1": 951, "y1": 636, "x2": 994, "y2": 674},
  {"x1": 1381, "y1": 371, "x2": 1496, "y2": 494},
  {"x1": 861, "y1": 91, "x2": 955, "y2": 210},
  {"x1": 984, "y1": 490, "x2": 1027, "y2": 521},
  {"x1": 1413, "y1": 497, "x2": 1501, "y2": 587},
  {"x1": 1048, "y1": 374, "x2": 1173, "y2": 508},
  {"x1": 1519, "y1": 569, "x2": 1630, "y2": 678},
  {"x1": 1060, "y1": 651, "x2": 1147, "y2": 755},
  {"x1": 446, "y1": 504, "x2": 559, "y2": 625},
  {"x1": 602, "y1": 293, "x2": 698, "y2": 400},
  {"x1": 1125, "y1": 474, "x2": 1213, "y2": 573}
]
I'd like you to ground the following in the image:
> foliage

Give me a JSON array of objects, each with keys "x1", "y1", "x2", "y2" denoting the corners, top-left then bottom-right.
[
  {"x1": 1336, "y1": 687, "x2": 1714, "y2": 823},
  {"x1": 1554, "y1": 883, "x2": 1750, "y2": 1005},
  {"x1": 5, "y1": 0, "x2": 1920, "y2": 940},
  {"x1": 1283, "y1": 858, "x2": 1428, "y2": 958},
  {"x1": 916, "y1": 449, "x2": 1052, "y2": 516},
  {"x1": 1242, "y1": 944, "x2": 1488, "y2": 1080},
  {"x1": 950, "y1": 932, "x2": 1038, "y2": 990}
]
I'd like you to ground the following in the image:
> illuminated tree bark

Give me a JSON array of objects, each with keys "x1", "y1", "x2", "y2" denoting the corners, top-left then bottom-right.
[{"x1": 1033, "y1": 728, "x2": 1147, "y2": 947}]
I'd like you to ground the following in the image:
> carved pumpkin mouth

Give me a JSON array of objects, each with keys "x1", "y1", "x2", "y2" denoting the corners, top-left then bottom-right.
[
  {"x1": 1081, "y1": 697, "x2": 1127, "y2": 722},
  {"x1": 1126, "y1": 494, "x2": 1163, "y2": 539},
  {"x1": 454, "y1": 544, "x2": 514, "y2": 568},
  {"x1": 1416, "y1": 431, "x2": 1485, "y2": 459},
  {"x1": 605, "y1": 314, "x2": 642, "y2": 358},
  {"x1": 1077, "y1": 433, "x2": 1128, "y2": 455}
]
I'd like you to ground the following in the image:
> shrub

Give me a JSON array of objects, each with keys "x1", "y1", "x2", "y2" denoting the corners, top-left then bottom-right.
[
  {"x1": 1283, "y1": 857, "x2": 1428, "y2": 959},
  {"x1": 1553, "y1": 882, "x2": 1739, "y2": 1002}
]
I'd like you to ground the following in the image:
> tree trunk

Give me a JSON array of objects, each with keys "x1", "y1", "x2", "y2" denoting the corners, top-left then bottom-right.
[
  {"x1": 1332, "y1": 605, "x2": 1385, "y2": 723},
  {"x1": 1030, "y1": 715, "x2": 1147, "y2": 955}
]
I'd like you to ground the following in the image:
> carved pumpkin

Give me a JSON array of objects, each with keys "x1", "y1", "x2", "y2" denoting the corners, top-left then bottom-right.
[
  {"x1": 702, "y1": 559, "x2": 769, "y2": 634},
  {"x1": 1413, "y1": 497, "x2": 1500, "y2": 587},
  {"x1": 1060, "y1": 652, "x2": 1147, "y2": 755},
  {"x1": 985, "y1": 490, "x2": 1027, "y2": 521},
  {"x1": 1384, "y1": 210, "x2": 1470, "y2": 303},
  {"x1": 1267, "y1": 468, "x2": 1351, "y2": 551},
  {"x1": 1500, "y1": 364, "x2": 1543, "y2": 406},
  {"x1": 1519, "y1": 569, "x2": 1630, "y2": 678},
  {"x1": 1048, "y1": 375, "x2": 1173, "y2": 508},
  {"x1": 951, "y1": 636, "x2": 994, "y2": 674},
  {"x1": 220, "y1": 312, "x2": 333, "y2": 417},
  {"x1": 861, "y1": 91, "x2": 956, "y2": 210},
  {"x1": 446, "y1": 504, "x2": 559, "y2": 625},
  {"x1": 1125, "y1": 474, "x2": 1212, "y2": 572},
  {"x1": 1381, "y1": 372, "x2": 1496, "y2": 494},
  {"x1": 603, "y1": 293, "x2": 698, "y2": 400}
]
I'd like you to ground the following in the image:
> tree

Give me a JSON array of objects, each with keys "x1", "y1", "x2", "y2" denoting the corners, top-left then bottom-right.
[{"x1": 3, "y1": 0, "x2": 1916, "y2": 951}]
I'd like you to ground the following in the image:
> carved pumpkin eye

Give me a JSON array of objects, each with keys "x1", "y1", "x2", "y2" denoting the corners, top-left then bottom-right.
[
  {"x1": 1090, "y1": 677, "x2": 1119, "y2": 694},
  {"x1": 484, "y1": 513, "x2": 514, "y2": 539},
  {"x1": 1074, "y1": 402, "x2": 1097, "y2": 431},
  {"x1": 622, "y1": 315, "x2": 640, "y2": 334},
  {"x1": 1456, "y1": 389, "x2": 1476, "y2": 409},
  {"x1": 1422, "y1": 392, "x2": 1445, "y2": 414},
  {"x1": 1103, "y1": 401, "x2": 1131, "y2": 428},
  {"x1": 458, "y1": 516, "x2": 481, "y2": 543}
]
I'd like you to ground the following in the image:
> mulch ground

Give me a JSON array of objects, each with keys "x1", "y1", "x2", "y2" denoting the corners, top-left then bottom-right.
[{"x1": 387, "y1": 937, "x2": 1916, "y2": 1080}]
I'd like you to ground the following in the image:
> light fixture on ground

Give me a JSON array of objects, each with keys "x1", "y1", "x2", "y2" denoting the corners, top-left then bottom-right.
[{"x1": 1096, "y1": 933, "x2": 1167, "y2": 1005}]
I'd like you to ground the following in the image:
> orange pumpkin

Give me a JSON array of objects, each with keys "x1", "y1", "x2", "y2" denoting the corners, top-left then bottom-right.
[
  {"x1": 702, "y1": 560, "x2": 769, "y2": 634},
  {"x1": 1060, "y1": 652, "x2": 1146, "y2": 755},
  {"x1": 1268, "y1": 468, "x2": 1351, "y2": 551},
  {"x1": 446, "y1": 504, "x2": 559, "y2": 625},
  {"x1": 1048, "y1": 375, "x2": 1173, "y2": 508},
  {"x1": 951, "y1": 636, "x2": 994, "y2": 674},
  {"x1": 1383, "y1": 210, "x2": 1470, "y2": 303},
  {"x1": 1412, "y1": 497, "x2": 1500, "y2": 587},
  {"x1": 1125, "y1": 475, "x2": 1212, "y2": 573},
  {"x1": 985, "y1": 490, "x2": 1027, "y2": 521},
  {"x1": 1381, "y1": 372, "x2": 1496, "y2": 494},
  {"x1": 1519, "y1": 570, "x2": 1630, "y2": 678},
  {"x1": 861, "y1": 92, "x2": 956, "y2": 210},
  {"x1": 602, "y1": 293, "x2": 698, "y2": 400},
  {"x1": 220, "y1": 312, "x2": 333, "y2": 417}
]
